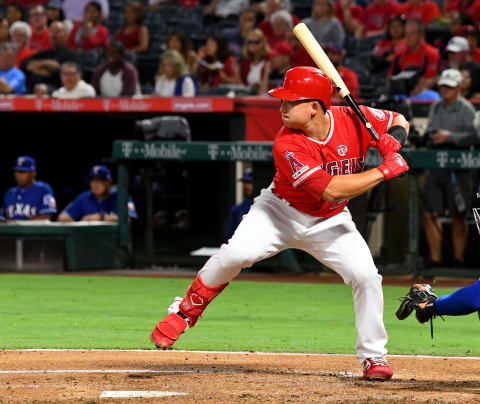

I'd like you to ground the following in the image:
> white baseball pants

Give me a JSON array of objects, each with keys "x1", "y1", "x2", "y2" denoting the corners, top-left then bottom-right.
[{"x1": 198, "y1": 185, "x2": 388, "y2": 362}]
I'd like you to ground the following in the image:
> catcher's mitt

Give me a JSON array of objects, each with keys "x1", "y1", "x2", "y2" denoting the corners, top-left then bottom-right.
[{"x1": 396, "y1": 284, "x2": 442, "y2": 337}]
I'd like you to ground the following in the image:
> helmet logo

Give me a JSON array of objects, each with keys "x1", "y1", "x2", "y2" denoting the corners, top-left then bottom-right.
[{"x1": 337, "y1": 145, "x2": 348, "y2": 156}]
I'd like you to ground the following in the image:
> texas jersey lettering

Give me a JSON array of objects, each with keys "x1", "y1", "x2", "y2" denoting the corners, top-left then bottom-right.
[
  {"x1": 273, "y1": 105, "x2": 397, "y2": 217},
  {"x1": 1, "y1": 181, "x2": 57, "y2": 220}
]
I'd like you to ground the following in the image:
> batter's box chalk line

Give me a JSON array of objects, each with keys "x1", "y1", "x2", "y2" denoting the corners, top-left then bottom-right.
[{"x1": 100, "y1": 391, "x2": 188, "y2": 398}]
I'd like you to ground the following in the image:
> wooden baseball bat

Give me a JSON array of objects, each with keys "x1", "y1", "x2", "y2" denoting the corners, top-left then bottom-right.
[{"x1": 293, "y1": 23, "x2": 379, "y2": 141}]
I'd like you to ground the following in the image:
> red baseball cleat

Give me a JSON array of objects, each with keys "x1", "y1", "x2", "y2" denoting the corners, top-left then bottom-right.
[
  {"x1": 362, "y1": 357, "x2": 393, "y2": 380},
  {"x1": 151, "y1": 313, "x2": 188, "y2": 349}
]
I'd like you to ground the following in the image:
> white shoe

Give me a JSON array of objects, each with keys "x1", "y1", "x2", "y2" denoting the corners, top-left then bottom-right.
[{"x1": 167, "y1": 296, "x2": 183, "y2": 315}]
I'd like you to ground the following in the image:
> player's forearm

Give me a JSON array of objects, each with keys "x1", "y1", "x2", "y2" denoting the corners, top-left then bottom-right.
[{"x1": 322, "y1": 169, "x2": 384, "y2": 202}]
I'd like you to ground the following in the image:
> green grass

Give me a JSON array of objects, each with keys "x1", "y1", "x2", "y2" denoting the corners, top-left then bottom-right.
[{"x1": 0, "y1": 274, "x2": 478, "y2": 356}]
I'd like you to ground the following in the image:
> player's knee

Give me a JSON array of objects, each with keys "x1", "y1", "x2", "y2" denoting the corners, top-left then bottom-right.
[
  {"x1": 219, "y1": 244, "x2": 257, "y2": 270},
  {"x1": 350, "y1": 271, "x2": 381, "y2": 287}
]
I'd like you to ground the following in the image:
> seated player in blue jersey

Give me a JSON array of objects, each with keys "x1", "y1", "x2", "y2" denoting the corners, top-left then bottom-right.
[
  {"x1": 225, "y1": 168, "x2": 254, "y2": 241},
  {"x1": 1, "y1": 156, "x2": 57, "y2": 221},
  {"x1": 57, "y1": 165, "x2": 137, "y2": 222}
]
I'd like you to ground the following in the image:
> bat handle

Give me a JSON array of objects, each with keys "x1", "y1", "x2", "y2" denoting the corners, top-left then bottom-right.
[{"x1": 344, "y1": 94, "x2": 380, "y2": 142}]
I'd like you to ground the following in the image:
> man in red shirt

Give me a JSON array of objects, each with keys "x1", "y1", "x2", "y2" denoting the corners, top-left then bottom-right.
[
  {"x1": 325, "y1": 43, "x2": 359, "y2": 99},
  {"x1": 364, "y1": 0, "x2": 400, "y2": 36},
  {"x1": 150, "y1": 66, "x2": 410, "y2": 380},
  {"x1": 397, "y1": 0, "x2": 441, "y2": 26},
  {"x1": 389, "y1": 19, "x2": 439, "y2": 96},
  {"x1": 29, "y1": 5, "x2": 51, "y2": 51}
]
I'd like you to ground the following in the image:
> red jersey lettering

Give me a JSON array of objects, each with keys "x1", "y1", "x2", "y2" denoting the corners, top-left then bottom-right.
[{"x1": 272, "y1": 106, "x2": 398, "y2": 217}]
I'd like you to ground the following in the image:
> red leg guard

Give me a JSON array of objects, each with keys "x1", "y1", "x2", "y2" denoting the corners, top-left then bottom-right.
[{"x1": 178, "y1": 276, "x2": 229, "y2": 327}]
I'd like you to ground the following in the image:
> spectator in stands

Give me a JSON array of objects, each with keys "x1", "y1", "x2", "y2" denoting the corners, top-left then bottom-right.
[
  {"x1": 326, "y1": 42, "x2": 359, "y2": 99},
  {"x1": 22, "y1": 21, "x2": 78, "y2": 93},
  {"x1": 52, "y1": 61, "x2": 95, "y2": 98},
  {"x1": 34, "y1": 82, "x2": 49, "y2": 97},
  {"x1": 0, "y1": 43, "x2": 25, "y2": 94},
  {"x1": 258, "y1": 0, "x2": 300, "y2": 45},
  {"x1": 46, "y1": 0, "x2": 73, "y2": 34},
  {"x1": 423, "y1": 68, "x2": 479, "y2": 268},
  {"x1": 286, "y1": 31, "x2": 316, "y2": 67},
  {"x1": 203, "y1": 0, "x2": 249, "y2": 25},
  {"x1": 58, "y1": 165, "x2": 137, "y2": 223},
  {"x1": 114, "y1": 2, "x2": 149, "y2": 54},
  {"x1": 369, "y1": 15, "x2": 406, "y2": 72},
  {"x1": 459, "y1": 68, "x2": 476, "y2": 98},
  {"x1": 222, "y1": 8, "x2": 257, "y2": 58},
  {"x1": 67, "y1": 1, "x2": 109, "y2": 51},
  {"x1": 225, "y1": 167, "x2": 254, "y2": 241},
  {"x1": 302, "y1": 0, "x2": 345, "y2": 46},
  {"x1": 397, "y1": 0, "x2": 441, "y2": 26},
  {"x1": 459, "y1": 25, "x2": 480, "y2": 63},
  {"x1": 335, "y1": 0, "x2": 365, "y2": 39},
  {"x1": 263, "y1": 9, "x2": 295, "y2": 48},
  {"x1": 166, "y1": 31, "x2": 197, "y2": 73},
  {"x1": 363, "y1": 0, "x2": 401, "y2": 37},
  {"x1": 195, "y1": 32, "x2": 241, "y2": 91},
  {"x1": 62, "y1": 0, "x2": 109, "y2": 23},
  {"x1": 0, "y1": 18, "x2": 9, "y2": 46},
  {"x1": 0, "y1": 156, "x2": 57, "y2": 222},
  {"x1": 444, "y1": 36, "x2": 480, "y2": 97},
  {"x1": 29, "y1": 5, "x2": 51, "y2": 51},
  {"x1": 444, "y1": 0, "x2": 480, "y2": 23},
  {"x1": 154, "y1": 49, "x2": 198, "y2": 97},
  {"x1": 9, "y1": 21, "x2": 35, "y2": 68},
  {"x1": 389, "y1": 19, "x2": 439, "y2": 97},
  {"x1": 92, "y1": 41, "x2": 139, "y2": 97},
  {"x1": 259, "y1": 41, "x2": 293, "y2": 93},
  {"x1": 240, "y1": 28, "x2": 270, "y2": 93},
  {"x1": 6, "y1": 4, "x2": 24, "y2": 27}
]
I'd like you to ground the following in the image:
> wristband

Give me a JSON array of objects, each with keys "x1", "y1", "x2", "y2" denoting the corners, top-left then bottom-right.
[{"x1": 387, "y1": 125, "x2": 407, "y2": 146}]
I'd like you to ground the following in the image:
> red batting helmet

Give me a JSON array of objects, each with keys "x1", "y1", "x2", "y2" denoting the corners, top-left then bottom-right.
[{"x1": 268, "y1": 66, "x2": 333, "y2": 110}]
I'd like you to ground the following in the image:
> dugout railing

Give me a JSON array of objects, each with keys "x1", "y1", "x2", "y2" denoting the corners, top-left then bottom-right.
[{"x1": 113, "y1": 141, "x2": 480, "y2": 278}]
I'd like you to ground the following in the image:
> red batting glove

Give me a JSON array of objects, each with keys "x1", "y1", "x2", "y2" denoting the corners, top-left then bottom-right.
[
  {"x1": 369, "y1": 134, "x2": 401, "y2": 157},
  {"x1": 377, "y1": 152, "x2": 409, "y2": 180}
]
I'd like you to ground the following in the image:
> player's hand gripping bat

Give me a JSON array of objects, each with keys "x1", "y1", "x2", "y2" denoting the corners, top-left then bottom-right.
[{"x1": 293, "y1": 22, "x2": 379, "y2": 141}]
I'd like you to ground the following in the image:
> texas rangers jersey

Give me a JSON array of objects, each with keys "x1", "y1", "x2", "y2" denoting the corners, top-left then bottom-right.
[
  {"x1": 1, "y1": 180, "x2": 57, "y2": 220},
  {"x1": 272, "y1": 105, "x2": 398, "y2": 217},
  {"x1": 62, "y1": 190, "x2": 137, "y2": 221}
]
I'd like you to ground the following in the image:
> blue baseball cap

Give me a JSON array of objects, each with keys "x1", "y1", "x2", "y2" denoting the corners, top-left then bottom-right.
[
  {"x1": 13, "y1": 156, "x2": 36, "y2": 172},
  {"x1": 89, "y1": 165, "x2": 112, "y2": 180},
  {"x1": 239, "y1": 167, "x2": 253, "y2": 182}
]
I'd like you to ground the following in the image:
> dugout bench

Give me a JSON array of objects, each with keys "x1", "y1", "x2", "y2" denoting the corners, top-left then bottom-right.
[
  {"x1": 113, "y1": 141, "x2": 480, "y2": 277},
  {"x1": 0, "y1": 222, "x2": 122, "y2": 271}
]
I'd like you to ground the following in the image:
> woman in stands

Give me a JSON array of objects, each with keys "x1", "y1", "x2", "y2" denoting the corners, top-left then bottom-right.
[
  {"x1": 194, "y1": 32, "x2": 241, "y2": 92},
  {"x1": 154, "y1": 49, "x2": 198, "y2": 97},
  {"x1": 46, "y1": 0, "x2": 73, "y2": 34},
  {"x1": 240, "y1": 28, "x2": 270, "y2": 94},
  {"x1": 369, "y1": 15, "x2": 406, "y2": 72},
  {"x1": 301, "y1": 0, "x2": 345, "y2": 46},
  {"x1": 0, "y1": 18, "x2": 9, "y2": 46},
  {"x1": 114, "y1": 2, "x2": 149, "y2": 54},
  {"x1": 9, "y1": 21, "x2": 36, "y2": 68},
  {"x1": 67, "y1": 1, "x2": 109, "y2": 51},
  {"x1": 166, "y1": 31, "x2": 197, "y2": 73}
]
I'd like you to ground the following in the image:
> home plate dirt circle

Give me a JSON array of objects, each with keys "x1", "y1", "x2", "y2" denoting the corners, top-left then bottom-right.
[{"x1": 0, "y1": 350, "x2": 479, "y2": 403}]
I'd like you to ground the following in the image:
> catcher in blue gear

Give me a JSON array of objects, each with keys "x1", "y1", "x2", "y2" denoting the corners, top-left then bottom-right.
[{"x1": 396, "y1": 281, "x2": 480, "y2": 327}]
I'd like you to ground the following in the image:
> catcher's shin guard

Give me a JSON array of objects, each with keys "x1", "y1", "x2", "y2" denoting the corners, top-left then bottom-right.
[{"x1": 151, "y1": 276, "x2": 228, "y2": 349}]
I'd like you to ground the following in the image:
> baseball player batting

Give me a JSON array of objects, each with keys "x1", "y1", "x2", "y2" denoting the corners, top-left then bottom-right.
[{"x1": 151, "y1": 66, "x2": 410, "y2": 380}]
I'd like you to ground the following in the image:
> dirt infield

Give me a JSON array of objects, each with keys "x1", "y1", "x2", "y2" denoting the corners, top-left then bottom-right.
[{"x1": 1, "y1": 350, "x2": 479, "y2": 403}]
